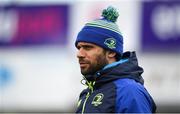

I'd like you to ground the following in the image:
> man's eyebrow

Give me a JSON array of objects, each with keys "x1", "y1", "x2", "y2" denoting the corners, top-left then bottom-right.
[
  {"x1": 83, "y1": 44, "x2": 93, "y2": 46},
  {"x1": 82, "y1": 44, "x2": 94, "y2": 48}
]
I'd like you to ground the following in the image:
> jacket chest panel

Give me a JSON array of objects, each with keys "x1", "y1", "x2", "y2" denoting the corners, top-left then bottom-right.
[{"x1": 77, "y1": 83, "x2": 116, "y2": 113}]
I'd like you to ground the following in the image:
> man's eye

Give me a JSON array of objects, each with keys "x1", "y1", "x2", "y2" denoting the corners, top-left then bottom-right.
[{"x1": 84, "y1": 46, "x2": 93, "y2": 50}]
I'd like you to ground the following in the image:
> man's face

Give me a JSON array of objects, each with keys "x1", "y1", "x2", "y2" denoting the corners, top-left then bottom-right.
[{"x1": 76, "y1": 42, "x2": 109, "y2": 75}]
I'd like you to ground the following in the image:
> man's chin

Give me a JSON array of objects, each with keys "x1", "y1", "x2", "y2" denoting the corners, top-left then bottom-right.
[
  {"x1": 81, "y1": 67, "x2": 91, "y2": 75},
  {"x1": 81, "y1": 70, "x2": 89, "y2": 76}
]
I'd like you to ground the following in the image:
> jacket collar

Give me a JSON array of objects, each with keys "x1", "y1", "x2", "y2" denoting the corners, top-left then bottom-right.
[{"x1": 92, "y1": 51, "x2": 144, "y2": 86}]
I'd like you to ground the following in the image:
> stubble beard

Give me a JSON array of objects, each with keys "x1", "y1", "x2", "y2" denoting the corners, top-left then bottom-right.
[{"x1": 81, "y1": 54, "x2": 109, "y2": 76}]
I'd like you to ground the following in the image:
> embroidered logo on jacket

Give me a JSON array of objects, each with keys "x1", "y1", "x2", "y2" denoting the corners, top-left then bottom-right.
[{"x1": 91, "y1": 93, "x2": 104, "y2": 106}]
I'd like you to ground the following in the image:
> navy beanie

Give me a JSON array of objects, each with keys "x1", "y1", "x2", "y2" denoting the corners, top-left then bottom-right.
[{"x1": 75, "y1": 6, "x2": 123, "y2": 57}]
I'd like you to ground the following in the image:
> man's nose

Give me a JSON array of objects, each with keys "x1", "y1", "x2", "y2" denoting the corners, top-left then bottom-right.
[{"x1": 77, "y1": 49, "x2": 85, "y2": 58}]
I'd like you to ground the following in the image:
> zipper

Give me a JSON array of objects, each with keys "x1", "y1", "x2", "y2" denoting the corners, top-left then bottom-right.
[
  {"x1": 82, "y1": 92, "x2": 90, "y2": 114},
  {"x1": 80, "y1": 75, "x2": 95, "y2": 114}
]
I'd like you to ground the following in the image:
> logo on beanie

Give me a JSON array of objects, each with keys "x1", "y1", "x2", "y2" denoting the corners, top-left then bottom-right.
[{"x1": 104, "y1": 38, "x2": 116, "y2": 49}]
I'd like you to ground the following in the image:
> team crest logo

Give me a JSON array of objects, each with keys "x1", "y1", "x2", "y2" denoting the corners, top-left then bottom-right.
[
  {"x1": 91, "y1": 93, "x2": 104, "y2": 107},
  {"x1": 104, "y1": 38, "x2": 116, "y2": 49}
]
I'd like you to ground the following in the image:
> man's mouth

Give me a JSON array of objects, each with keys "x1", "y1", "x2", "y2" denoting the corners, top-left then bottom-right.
[
  {"x1": 79, "y1": 63, "x2": 88, "y2": 66},
  {"x1": 79, "y1": 61, "x2": 89, "y2": 68}
]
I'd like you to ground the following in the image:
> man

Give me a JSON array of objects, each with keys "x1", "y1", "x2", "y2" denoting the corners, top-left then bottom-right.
[{"x1": 75, "y1": 6, "x2": 156, "y2": 113}]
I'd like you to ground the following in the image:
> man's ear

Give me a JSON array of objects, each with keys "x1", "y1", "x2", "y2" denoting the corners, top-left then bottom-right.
[{"x1": 106, "y1": 50, "x2": 116, "y2": 58}]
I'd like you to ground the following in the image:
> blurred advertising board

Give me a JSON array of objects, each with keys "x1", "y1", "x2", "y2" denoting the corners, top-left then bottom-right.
[
  {"x1": 0, "y1": 5, "x2": 69, "y2": 46},
  {"x1": 141, "y1": 1, "x2": 180, "y2": 52}
]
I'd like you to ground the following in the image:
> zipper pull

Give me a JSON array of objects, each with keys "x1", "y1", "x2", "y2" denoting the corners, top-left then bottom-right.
[{"x1": 86, "y1": 92, "x2": 90, "y2": 98}]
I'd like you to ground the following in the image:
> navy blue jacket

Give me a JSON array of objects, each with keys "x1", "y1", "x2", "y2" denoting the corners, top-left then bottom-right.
[{"x1": 76, "y1": 51, "x2": 156, "y2": 113}]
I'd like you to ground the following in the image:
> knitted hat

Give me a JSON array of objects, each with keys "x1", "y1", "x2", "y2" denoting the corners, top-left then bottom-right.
[{"x1": 75, "y1": 6, "x2": 123, "y2": 57}]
